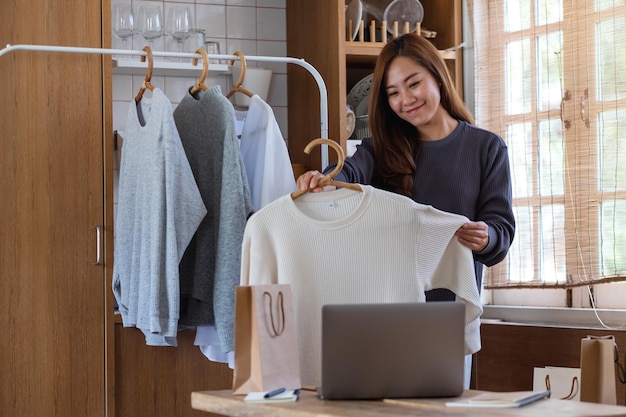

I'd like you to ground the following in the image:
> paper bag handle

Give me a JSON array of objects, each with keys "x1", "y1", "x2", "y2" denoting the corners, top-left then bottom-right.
[
  {"x1": 263, "y1": 291, "x2": 285, "y2": 336},
  {"x1": 545, "y1": 374, "x2": 579, "y2": 400}
]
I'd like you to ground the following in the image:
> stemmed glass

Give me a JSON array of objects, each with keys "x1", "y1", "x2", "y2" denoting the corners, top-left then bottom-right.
[
  {"x1": 139, "y1": 5, "x2": 164, "y2": 48},
  {"x1": 166, "y1": 6, "x2": 192, "y2": 58},
  {"x1": 112, "y1": 4, "x2": 136, "y2": 49}
]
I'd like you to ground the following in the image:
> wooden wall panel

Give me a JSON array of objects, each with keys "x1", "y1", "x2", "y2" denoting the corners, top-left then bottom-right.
[{"x1": 286, "y1": 0, "x2": 344, "y2": 170}]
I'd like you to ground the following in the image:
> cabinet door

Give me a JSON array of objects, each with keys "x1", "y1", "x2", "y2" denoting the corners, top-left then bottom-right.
[{"x1": 0, "y1": 1, "x2": 109, "y2": 417}]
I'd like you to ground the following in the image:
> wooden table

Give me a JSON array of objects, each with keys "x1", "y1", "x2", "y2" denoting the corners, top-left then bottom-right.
[{"x1": 191, "y1": 389, "x2": 626, "y2": 417}]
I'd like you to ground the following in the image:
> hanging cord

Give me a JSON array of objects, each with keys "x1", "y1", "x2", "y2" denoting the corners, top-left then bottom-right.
[{"x1": 585, "y1": 285, "x2": 626, "y2": 330}]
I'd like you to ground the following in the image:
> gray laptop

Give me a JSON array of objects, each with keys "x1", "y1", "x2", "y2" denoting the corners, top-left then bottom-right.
[{"x1": 319, "y1": 301, "x2": 465, "y2": 400}]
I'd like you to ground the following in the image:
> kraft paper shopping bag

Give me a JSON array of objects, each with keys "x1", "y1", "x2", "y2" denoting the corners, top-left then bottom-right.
[
  {"x1": 580, "y1": 335, "x2": 617, "y2": 404},
  {"x1": 232, "y1": 284, "x2": 301, "y2": 394}
]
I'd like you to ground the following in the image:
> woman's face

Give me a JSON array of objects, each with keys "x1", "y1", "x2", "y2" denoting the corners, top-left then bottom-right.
[{"x1": 384, "y1": 56, "x2": 441, "y2": 128}]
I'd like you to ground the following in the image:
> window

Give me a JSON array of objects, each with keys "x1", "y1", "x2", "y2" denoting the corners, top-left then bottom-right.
[{"x1": 470, "y1": 0, "x2": 626, "y2": 308}]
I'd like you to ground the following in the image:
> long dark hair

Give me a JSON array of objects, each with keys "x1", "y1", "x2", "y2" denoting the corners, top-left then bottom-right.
[{"x1": 368, "y1": 33, "x2": 474, "y2": 197}]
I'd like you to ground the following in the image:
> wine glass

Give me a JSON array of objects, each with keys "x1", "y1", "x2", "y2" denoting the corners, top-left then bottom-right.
[
  {"x1": 112, "y1": 4, "x2": 136, "y2": 49},
  {"x1": 166, "y1": 6, "x2": 192, "y2": 57},
  {"x1": 139, "y1": 5, "x2": 163, "y2": 48}
]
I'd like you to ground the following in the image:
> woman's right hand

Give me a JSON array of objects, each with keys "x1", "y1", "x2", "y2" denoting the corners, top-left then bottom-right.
[{"x1": 296, "y1": 170, "x2": 337, "y2": 193}]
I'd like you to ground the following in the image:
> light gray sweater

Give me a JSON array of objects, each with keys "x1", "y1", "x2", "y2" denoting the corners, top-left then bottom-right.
[{"x1": 113, "y1": 88, "x2": 207, "y2": 346}]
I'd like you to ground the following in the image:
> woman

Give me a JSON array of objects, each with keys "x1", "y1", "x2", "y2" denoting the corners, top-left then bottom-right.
[{"x1": 297, "y1": 33, "x2": 515, "y2": 385}]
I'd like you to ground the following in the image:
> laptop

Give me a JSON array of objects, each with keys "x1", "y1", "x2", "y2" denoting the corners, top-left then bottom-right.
[{"x1": 319, "y1": 301, "x2": 465, "y2": 400}]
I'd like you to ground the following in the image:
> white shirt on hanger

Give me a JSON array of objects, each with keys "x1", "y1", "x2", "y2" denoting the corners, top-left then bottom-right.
[{"x1": 236, "y1": 95, "x2": 296, "y2": 211}]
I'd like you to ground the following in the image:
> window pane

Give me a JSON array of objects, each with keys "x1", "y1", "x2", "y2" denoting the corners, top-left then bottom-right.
[
  {"x1": 540, "y1": 204, "x2": 566, "y2": 282},
  {"x1": 509, "y1": 206, "x2": 534, "y2": 282},
  {"x1": 508, "y1": 122, "x2": 533, "y2": 197},
  {"x1": 601, "y1": 200, "x2": 626, "y2": 275},
  {"x1": 506, "y1": 38, "x2": 532, "y2": 114},
  {"x1": 596, "y1": 17, "x2": 626, "y2": 101},
  {"x1": 505, "y1": 0, "x2": 531, "y2": 31},
  {"x1": 537, "y1": 0, "x2": 562, "y2": 25},
  {"x1": 598, "y1": 109, "x2": 626, "y2": 191},
  {"x1": 536, "y1": 31, "x2": 563, "y2": 111},
  {"x1": 596, "y1": 0, "x2": 624, "y2": 12},
  {"x1": 538, "y1": 119, "x2": 564, "y2": 195}
]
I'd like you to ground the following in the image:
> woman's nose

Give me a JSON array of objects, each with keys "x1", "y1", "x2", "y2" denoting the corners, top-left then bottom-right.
[{"x1": 400, "y1": 89, "x2": 415, "y2": 104}]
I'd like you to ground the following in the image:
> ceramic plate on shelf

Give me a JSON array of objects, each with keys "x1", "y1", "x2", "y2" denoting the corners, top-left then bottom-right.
[
  {"x1": 345, "y1": 0, "x2": 363, "y2": 41},
  {"x1": 347, "y1": 73, "x2": 373, "y2": 117},
  {"x1": 384, "y1": 0, "x2": 424, "y2": 34}
]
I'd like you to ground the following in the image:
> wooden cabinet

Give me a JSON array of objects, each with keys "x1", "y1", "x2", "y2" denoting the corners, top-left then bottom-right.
[
  {"x1": 114, "y1": 324, "x2": 232, "y2": 417},
  {"x1": 286, "y1": 0, "x2": 463, "y2": 170},
  {"x1": 0, "y1": 1, "x2": 114, "y2": 417}
]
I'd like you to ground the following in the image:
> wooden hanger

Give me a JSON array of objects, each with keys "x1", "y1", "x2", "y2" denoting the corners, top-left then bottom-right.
[
  {"x1": 135, "y1": 46, "x2": 155, "y2": 103},
  {"x1": 190, "y1": 48, "x2": 209, "y2": 95},
  {"x1": 226, "y1": 51, "x2": 254, "y2": 99},
  {"x1": 291, "y1": 138, "x2": 362, "y2": 199}
]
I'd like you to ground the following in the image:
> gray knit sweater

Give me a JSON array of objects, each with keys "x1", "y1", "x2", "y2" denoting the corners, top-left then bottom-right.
[{"x1": 174, "y1": 86, "x2": 253, "y2": 352}]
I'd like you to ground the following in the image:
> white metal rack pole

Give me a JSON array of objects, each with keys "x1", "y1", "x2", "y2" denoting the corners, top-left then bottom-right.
[{"x1": 0, "y1": 44, "x2": 330, "y2": 168}]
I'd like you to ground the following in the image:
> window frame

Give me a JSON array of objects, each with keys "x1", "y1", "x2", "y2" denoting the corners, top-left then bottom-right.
[{"x1": 471, "y1": 0, "x2": 626, "y2": 309}]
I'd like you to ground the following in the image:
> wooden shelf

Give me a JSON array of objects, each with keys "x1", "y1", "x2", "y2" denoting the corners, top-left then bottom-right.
[
  {"x1": 286, "y1": 0, "x2": 463, "y2": 170},
  {"x1": 345, "y1": 41, "x2": 459, "y2": 63},
  {"x1": 345, "y1": 41, "x2": 385, "y2": 57},
  {"x1": 112, "y1": 58, "x2": 229, "y2": 77}
]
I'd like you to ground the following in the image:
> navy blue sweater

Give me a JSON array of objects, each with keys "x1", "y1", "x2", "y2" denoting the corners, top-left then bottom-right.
[{"x1": 327, "y1": 121, "x2": 515, "y2": 300}]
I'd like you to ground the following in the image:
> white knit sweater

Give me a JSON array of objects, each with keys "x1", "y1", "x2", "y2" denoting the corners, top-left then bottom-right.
[{"x1": 240, "y1": 185, "x2": 482, "y2": 386}]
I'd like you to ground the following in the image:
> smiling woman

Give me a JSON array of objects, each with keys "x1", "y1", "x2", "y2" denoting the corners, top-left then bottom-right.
[{"x1": 296, "y1": 33, "x2": 515, "y2": 306}]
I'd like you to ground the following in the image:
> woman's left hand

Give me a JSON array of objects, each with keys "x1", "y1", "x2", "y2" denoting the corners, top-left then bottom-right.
[{"x1": 456, "y1": 221, "x2": 490, "y2": 252}]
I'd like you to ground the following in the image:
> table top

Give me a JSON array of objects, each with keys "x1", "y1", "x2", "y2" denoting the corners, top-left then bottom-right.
[{"x1": 191, "y1": 389, "x2": 626, "y2": 417}]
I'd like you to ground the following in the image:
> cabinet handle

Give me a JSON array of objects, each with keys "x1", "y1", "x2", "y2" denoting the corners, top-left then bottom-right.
[{"x1": 95, "y1": 226, "x2": 102, "y2": 265}]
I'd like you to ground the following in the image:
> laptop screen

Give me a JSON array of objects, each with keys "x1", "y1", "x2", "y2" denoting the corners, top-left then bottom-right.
[{"x1": 320, "y1": 301, "x2": 465, "y2": 400}]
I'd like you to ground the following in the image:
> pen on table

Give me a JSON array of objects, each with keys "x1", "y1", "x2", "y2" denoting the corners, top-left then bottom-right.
[
  {"x1": 517, "y1": 390, "x2": 551, "y2": 406},
  {"x1": 264, "y1": 387, "x2": 286, "y2": 398}
]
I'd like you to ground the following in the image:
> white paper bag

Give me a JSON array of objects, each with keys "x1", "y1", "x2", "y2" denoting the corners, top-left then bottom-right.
[{"x1": 533, "y1": 366, "x2": 580, "y2": 401}]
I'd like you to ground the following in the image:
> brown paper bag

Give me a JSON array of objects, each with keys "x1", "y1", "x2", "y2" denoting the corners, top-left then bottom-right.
[
  {"x1": 232, "y1": 284, "x2": 302, "y2": 394},
  {"x1": 579, "y1": 335, "x2": 617, "y2": 404}
]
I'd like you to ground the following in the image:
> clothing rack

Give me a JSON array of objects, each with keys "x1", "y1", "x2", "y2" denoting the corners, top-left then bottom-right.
[{"x1": 0, "y1": 44, "x2": 330, "y2": 167}]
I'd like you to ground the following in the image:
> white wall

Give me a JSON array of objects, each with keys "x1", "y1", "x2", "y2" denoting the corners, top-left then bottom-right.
[
  {"x1": 112, "y1": 0, "x2": 287, "y2": 226},
  {"x1": 112, "y1": 0, "x2": 287, "y2": 136}
]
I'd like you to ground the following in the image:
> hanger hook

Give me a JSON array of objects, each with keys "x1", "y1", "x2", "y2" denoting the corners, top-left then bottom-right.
[
  {"x1": 140, "y1": 46, "x2": 154, "y2": 84},
  {"x1": 290, "y1": 138, "x2": 361, "y2": 199},
  {"x1": 229, "y1": 51, "x2": 247, "y2": 88},
  {"x1": 192, "y1": 48, "x2": 209, "y2": 85},
  {"x1": 303, "y1": 138, "x2": 345, "y2": 180}
]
